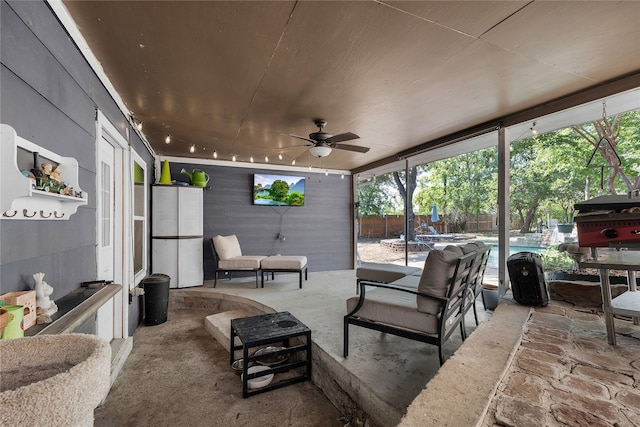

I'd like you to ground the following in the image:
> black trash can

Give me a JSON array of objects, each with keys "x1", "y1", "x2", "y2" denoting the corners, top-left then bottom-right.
[{"x1": 142, "y1": 274, "x2": 170, "y2": 326}]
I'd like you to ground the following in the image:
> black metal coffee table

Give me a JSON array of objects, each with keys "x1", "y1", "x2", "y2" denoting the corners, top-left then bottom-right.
[{"x1": 230, "y1": 311, "x2": 312, "y2": 397}]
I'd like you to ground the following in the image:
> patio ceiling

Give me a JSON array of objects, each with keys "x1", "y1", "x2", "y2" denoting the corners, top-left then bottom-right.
[{"x1": 60, "y1": 1, "x2": 640, "y2": 172}]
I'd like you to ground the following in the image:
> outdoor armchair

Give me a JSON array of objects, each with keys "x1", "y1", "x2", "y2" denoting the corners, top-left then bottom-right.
[{"x1": 344, "y1": 249, "x2": 476, "y2": 365}]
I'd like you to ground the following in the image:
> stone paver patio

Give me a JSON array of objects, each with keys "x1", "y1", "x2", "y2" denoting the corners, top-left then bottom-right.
[{"x1": 483, "y1": 302, "x2": 640, "y2": 427}]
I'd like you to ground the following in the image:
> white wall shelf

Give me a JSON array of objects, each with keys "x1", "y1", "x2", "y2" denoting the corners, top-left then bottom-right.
[{"x1": 1, "y1": 124, "x2": 88, "y2": 220}]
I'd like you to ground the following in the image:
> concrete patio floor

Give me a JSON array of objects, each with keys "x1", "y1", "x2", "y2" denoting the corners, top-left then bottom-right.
[
  {"x1": 96, "y1": 269, "x2": 500, "y2": 426},
  {"x1": 95, "y1": 269, "x2": 640, "y2": 426}
]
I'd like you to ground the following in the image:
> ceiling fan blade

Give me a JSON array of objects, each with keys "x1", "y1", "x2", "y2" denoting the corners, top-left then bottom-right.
[
  {"x1": 273, "y1": 144, "x2": 312, "y2": 150},
  {"x1": 326, "y1": 132, "x2": 359, "y2": 144},
  {"x1": 333, "y1": 143, "x2": 370, "y2": 153},
  {"x1": 286, "y1": 134, "x2": 316, "y2": 143}
]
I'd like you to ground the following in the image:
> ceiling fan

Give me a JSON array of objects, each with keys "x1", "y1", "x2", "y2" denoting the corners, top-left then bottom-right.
[{"x1": 286, "y1": 119, "x2": 370, "y2": 158}]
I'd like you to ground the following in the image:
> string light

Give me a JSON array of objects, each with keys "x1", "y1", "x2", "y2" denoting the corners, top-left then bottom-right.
[
  {"x1": 189, "y1": 144, "x2": 195, "y2": 153},
  {"x1": 530, "y1": 121, "x2": 538, "y2": 135},
  {"x1": 232, "y1": 154, "x2": 237, "y2": 162},
  {"x1": 264, "y1": 155, "x2": 269, "y2": 162},
  {"x1": 325, "y1": 170, "x2": 329, "y2": 176},
  {"x1": 291, "y1": 159, "x2": 296, "y2": 165},
  {"x1": 250, "y1": 155, "x2": 254, "y2": 163},
  {"x1": 136, "y1": 122, "x2": 143, "y2": 131},
  {"x1": 278, "y1": 153, "x2": 283, "y2": 160},
  {"x1": 165, "y1": 135, "x2": 171, "y2": 144},
  {"x1": 341, "y1": 174, "x2": 344, "y2": 179},
  {"x1": 213, "y1": 150, "x2": 217, "y2": 159}
]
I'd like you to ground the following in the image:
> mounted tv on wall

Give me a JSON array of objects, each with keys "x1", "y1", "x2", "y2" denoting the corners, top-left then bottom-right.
[{"x1": 253, "y1": 174, "x2": 305, "y2": 206}]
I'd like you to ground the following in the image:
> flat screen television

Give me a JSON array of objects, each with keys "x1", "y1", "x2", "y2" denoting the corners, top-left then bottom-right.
[{"x1": 253, "y1": 174, "x2": 305, "y2": 206}]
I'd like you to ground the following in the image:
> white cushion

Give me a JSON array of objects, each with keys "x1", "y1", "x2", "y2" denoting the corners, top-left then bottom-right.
[
  {"x1": 212, "y1": 235, "x2": 242, "y2": 260},
  {"x1": 218, "y1": 256, "x2": 265, "y2": 270},
  {"x1": 416, "y1": 249, "x2": 461, "y2": 315},
  {"x1": 261, "y1": 256, "x2": 307, "y2": 270}
]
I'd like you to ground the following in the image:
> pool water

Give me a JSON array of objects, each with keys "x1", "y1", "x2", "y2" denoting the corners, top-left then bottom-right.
[{"x1": 486, "y1": 244, "x2": 547, "y2": 269}]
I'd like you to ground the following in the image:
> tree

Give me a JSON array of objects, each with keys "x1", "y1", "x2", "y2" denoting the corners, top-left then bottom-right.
[
  {"x1": 269, "y1": 180, "x2": 290, "y2": 202},
  {"x1": 571, "y1": 110, "x2": 640, "y2": 194},
  {"x1": 286, "y1": 191, "x2": 304, "y2": 206},
  {"x1": 415, "y1": 148, "x2": 497, "y2": 232},
  {"x1": 392, "y1": 167, "x2": 418, "y2": 240},
  {"x1": 357, "y1": 174, "x2": 395, "y2": 216}
]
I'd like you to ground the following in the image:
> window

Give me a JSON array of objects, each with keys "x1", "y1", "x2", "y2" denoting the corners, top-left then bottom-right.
[{"x1": 131, "y1": 151, "x2": 147, "y2": 286}]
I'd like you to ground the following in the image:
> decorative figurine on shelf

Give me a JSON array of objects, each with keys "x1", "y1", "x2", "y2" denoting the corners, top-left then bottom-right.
[
  {"x1": 50, "y1": 165, "x2": 61, "y2": 182},
  {"x1": 41, "y1": 162, "x2": 54, "y2": 177},
  {"x1": 33, "y1": 272, "x2": 58, "y2": 324},
  {"x1": 37, "y1": 162, "x2": 66, "y2": 194}
]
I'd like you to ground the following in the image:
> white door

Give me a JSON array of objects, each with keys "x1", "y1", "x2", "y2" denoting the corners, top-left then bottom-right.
[{"x1": 98, "y1": 137, "x2": 115, "y2": 281}]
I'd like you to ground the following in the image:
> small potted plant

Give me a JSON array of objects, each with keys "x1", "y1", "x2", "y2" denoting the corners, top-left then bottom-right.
[{"x1": 556, "y1": 202, "x2": 575, "y2": 233}]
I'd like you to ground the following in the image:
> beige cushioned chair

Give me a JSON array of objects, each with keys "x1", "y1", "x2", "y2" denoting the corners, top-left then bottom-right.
[
  {"x1": 211, "y1": 235, "x2": 266, "y2": 287},
  {"x1": 344, "y1": 246, "x2": 481, "y2": 365}
]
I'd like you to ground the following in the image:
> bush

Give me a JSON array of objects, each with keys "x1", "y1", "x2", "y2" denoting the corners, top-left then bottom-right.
[{"x1": 540, "y1": 247, "x2": 574, "y2": 270}]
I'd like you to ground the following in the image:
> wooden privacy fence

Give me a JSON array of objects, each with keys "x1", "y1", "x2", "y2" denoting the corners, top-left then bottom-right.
[{"x1": 358, "y1": 214, "x2": 521, "y2": 238}]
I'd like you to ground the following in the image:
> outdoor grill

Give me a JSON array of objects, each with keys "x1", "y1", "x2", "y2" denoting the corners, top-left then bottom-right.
[{"x1": 574, "y1": 194, "x2": 640, "y2": 247}]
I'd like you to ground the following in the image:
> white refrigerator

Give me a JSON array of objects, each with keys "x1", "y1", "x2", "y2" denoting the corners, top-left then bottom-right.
[{"x1": 151, "y1": 185, "x2": 203, "y2": 288}]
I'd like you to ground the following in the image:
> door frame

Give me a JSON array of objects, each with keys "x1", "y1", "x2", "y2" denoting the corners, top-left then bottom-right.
[{"x1": 96, "y1": 110, "x2": 130, "y2": 339}]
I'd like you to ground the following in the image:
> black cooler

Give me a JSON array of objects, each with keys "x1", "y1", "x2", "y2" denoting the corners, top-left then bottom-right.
[{"x1": 507, "y1": 252, "x2": 549, "y2": 306}]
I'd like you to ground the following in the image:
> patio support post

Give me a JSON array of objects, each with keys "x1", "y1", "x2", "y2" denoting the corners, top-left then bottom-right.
[
  {"x1": 497, "y1": 126, "x2": 510, "y2": 296},
  {"x1": 404, "y1": 159, "x2": 410, "y2": 265},
  {"x1": 352, "y1": 174, "x2": 359, "y2": 268}
]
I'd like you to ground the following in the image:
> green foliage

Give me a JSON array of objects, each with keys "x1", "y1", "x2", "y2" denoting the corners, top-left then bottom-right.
[
  {"x1": 286, "y1": 192, "x2": 304, "y2": 206},
  {"x1": 415, "y1": 147, "x2": 497, "y2": 231},
  {"x1": 269, "y1": 179, "x2": 290, "y2": 202},
  {"x1": 357, "y1": 174, "x2": 397, "y2": 216},
  {"x1": 359, "y1": 111, "x2": 640, "y2": 231},
  {"x1": 540, "y1": 247, "x2": 574, "y2": 270}
]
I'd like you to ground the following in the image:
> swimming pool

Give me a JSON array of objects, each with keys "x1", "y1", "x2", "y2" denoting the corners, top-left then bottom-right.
[{"x1": 486, "y1": 244, "x2": 547, "y2": 268}]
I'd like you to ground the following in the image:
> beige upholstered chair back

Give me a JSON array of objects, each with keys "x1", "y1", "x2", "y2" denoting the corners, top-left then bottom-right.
[{"x1": 212, "y1": 235, "x2": 242, "y2": 260}]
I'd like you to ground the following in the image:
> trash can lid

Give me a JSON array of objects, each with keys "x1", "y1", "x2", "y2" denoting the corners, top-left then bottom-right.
[{"x1": 144, "y1": 274, "x2": 171, "y2": 284}]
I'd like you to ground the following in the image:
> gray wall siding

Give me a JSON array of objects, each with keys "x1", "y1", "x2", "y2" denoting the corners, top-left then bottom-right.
[
  {"x1": 169, "y1": 163, "x2": 353, "y2": 280},
  {"x1": 1, "y1": 0, "x2": 153, "y2": 335}
]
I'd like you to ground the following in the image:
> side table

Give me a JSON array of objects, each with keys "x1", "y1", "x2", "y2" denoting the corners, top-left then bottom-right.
[
  {"x1": 580, "y1": 251, "x2": 640, "y2": 345},
  {"x1": 230, "y1": 311, "x2": 311, "y2": 397}
]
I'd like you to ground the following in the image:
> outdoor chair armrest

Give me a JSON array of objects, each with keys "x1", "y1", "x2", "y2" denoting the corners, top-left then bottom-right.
[
  {"x1": 348, "y1": 280, "x2": 448, "y2": 317},
  {"x1": 358, "y1": 280, "x2": 448, "y2": 302}
]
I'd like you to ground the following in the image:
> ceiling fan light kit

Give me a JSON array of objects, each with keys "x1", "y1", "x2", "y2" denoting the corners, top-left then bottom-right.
[{"x1": 309, "y1": 145, "x2": 332, "y2": 158}]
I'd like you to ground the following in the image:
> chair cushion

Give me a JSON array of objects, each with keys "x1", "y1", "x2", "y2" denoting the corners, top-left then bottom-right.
[
  {"x1": 346, "y1": 288, "x2": 438, "y2": 335},
  {"x1": 212, "y1": 235, "x2": 242, "y2": 260},
  {"x1": 357, "y1": 263, "x2": 421, "y2": 283},
  {"x1": 218, "y1": 256, "x2": 265, "y2": 270},
  {"x1": 416, "y1": 249, "x2": 461, "y2": 315},
  {"x1": 460, "y1": 242, "x2": 486, "y2": 254},
  {"x1": 261, "y1": 256, "x2": 307, "y2": 270},
  {"x1": 390, "y1": 275, "x2": 420, "y2": 289},
  {"x1": 443, "y1": 245, "x2": 464, "y2": 256}
]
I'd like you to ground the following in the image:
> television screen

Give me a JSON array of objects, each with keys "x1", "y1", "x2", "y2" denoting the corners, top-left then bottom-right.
[{"x1": 253, "y1": 174, "x2": 305, "y2": 206}]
